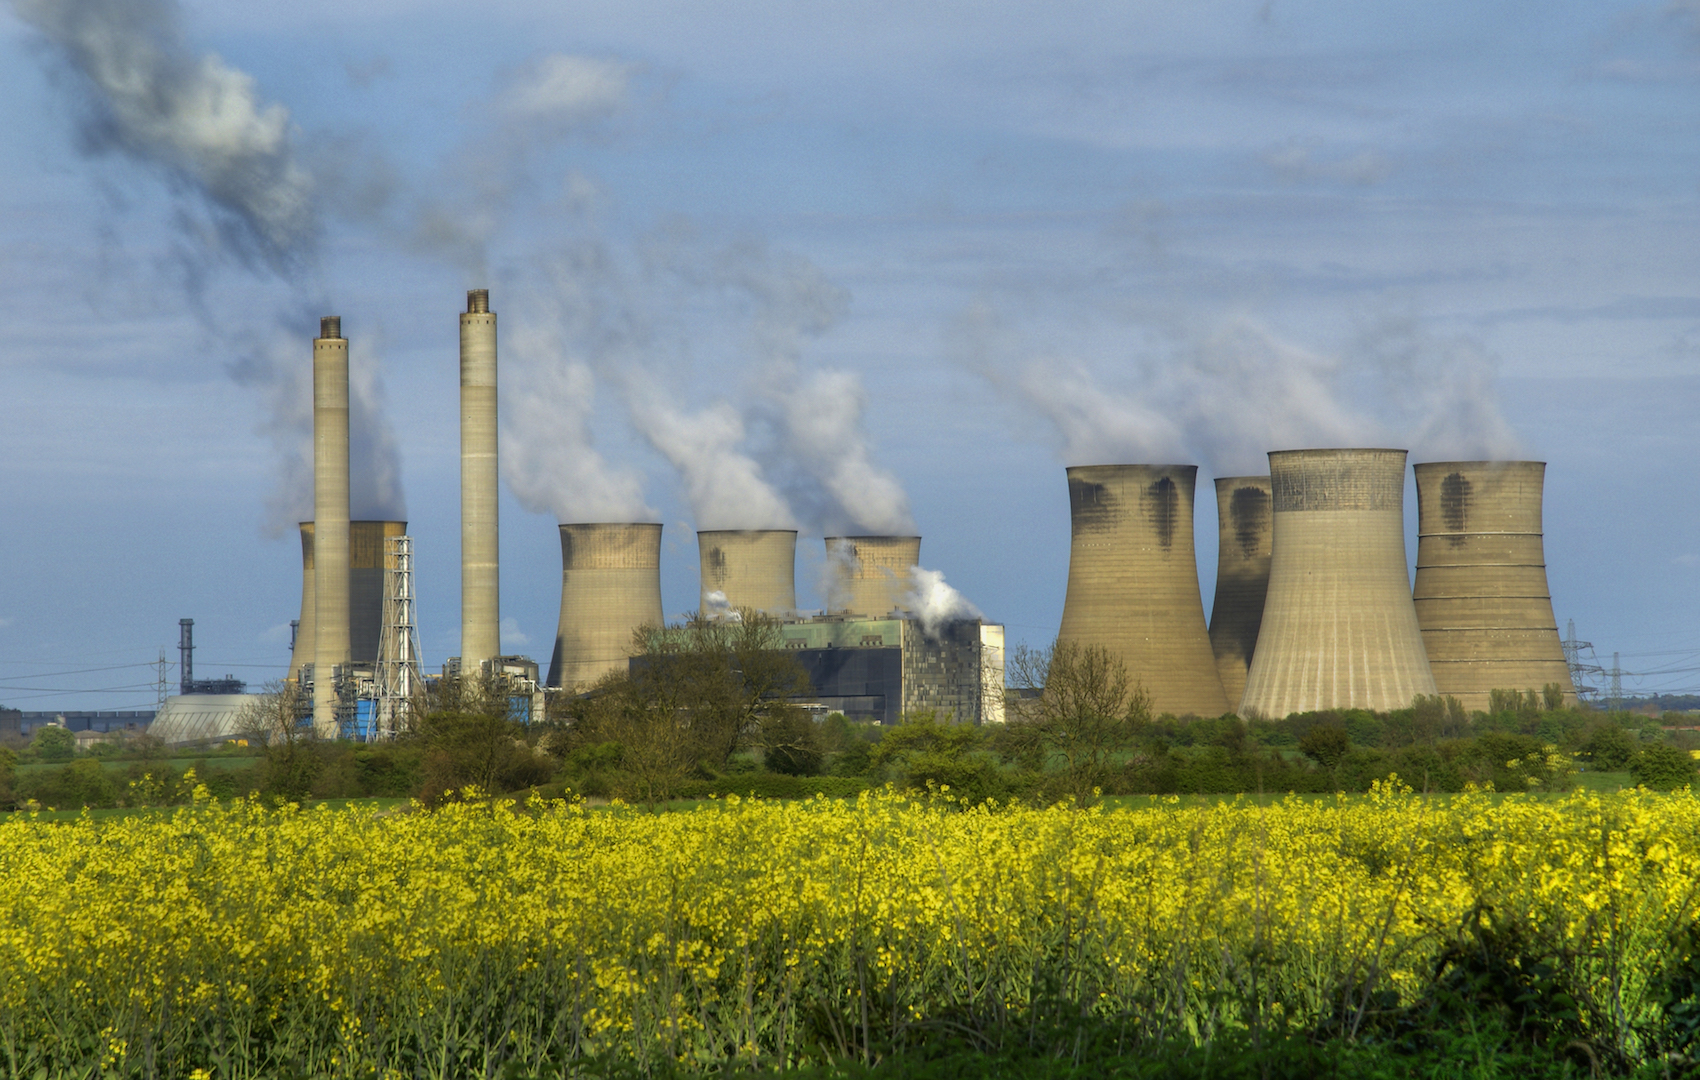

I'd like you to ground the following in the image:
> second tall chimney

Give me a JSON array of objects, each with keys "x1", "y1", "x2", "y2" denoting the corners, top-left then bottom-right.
[
  {"x1": 461, "y1": 289, "x2": 500, "y2": 670},
  {"x1": 312, "y1": 316, "x2": 350, "y2": 736}
]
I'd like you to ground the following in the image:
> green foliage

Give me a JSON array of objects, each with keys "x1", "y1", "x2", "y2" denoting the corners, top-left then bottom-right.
[
  {"x1": 31, "y1": 725, "x2": 75, "y2": 762},
  {"x1": 1299, "y1": 724, "x2": 1349, "y2": 768},
  {"x1": 1630, "y1": 744, "x2": 1696, "y2": 791},
  {"x1": 873, "y1": 711, "x2": 1007, "y2": 803},
  {"x1": 1580, "y1": 724, "x2": 1637, "y2": 770},
  {"x1": 998, "y1": 639, "x2": 1150, "y2": 803},
  {"x1": 760, "y1": 709, "x2": 823, "y2": 776}
]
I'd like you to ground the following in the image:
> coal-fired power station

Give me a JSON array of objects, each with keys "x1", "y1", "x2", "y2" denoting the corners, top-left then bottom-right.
[
  {"x1": 698, "y1": 530, "x2": 798, "y2": 616},
  {"x1": 1057, "y1": 465, "x2": 1231, "y2": 717},
  {"x1": 1240, "y1": 449, "x2": 1438, "y2": 717},
  {"x1": 825, "y1": 536, "x2": 922, "y2": 617},
  {"x1": 461, "y1": 289, "x2": 500, "y2": 670},
  {"x1": 312, "y1": 316, "x2": 350, "y2": 736},
  {"x1": 1207, "y1": 475, "x2": 1273, "y2": 708},
  {"x1": 238, "y1": 281, "x2": 1588, "y2": 752},
  {"x1": 548, "y1": 523, "x2": 665, "y2": 690},
  {"x1": 1412, "y1": 461, "x2": 1576, "y2": 711}
]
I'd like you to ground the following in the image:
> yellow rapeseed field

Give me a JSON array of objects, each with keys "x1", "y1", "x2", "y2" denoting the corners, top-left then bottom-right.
[{"x1": 0, "y1": 783, "x2": 1696, "y2": 1077}]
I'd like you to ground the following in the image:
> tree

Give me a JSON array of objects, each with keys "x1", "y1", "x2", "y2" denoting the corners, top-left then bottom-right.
[
  {"x1": 240, "y1": 680, "x2": 321, "y2": 802},
  {"x1": 872, "y1": 710, "x2": 1005, "y2": 803},
  {"x1": 415, "y1": 673, "x2": 552, "y2": 803},
  {"x1": 998, "y1": 639, "x2": 1150, "y2": 803},
  {"x1": 1580, "y1": 724, "x2": 1636, "y2": 771},
  {"x1": 1299, "y1": 725, "x2": 1350, "y2": 769},
  {"x1": 1630, "y1": 744, "x2": 1696, "y2": 791},
  {"x1": 554, "y1": 611, "x2": 815, "y2": 803},
  {"x1": 32, "y1": 725, "x2": 75, "y2": 762}
]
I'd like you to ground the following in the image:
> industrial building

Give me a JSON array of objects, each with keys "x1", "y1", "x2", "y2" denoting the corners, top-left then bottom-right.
[
  {"x1": 770, "y1": 615, "x2": 1004, "y2": 725},
  {"x1": 1412, "y1": 460, "x2": 1576, "y2": 712},
  {"x1": 1056, "y1": 464, "x2": 1231, "y2": 717},
  {"x1": 1240, "y1": 448, "x2": 1438, "y2": 716}
]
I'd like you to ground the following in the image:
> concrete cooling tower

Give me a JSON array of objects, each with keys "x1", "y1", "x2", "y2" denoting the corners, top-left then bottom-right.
[
  {"x1": 1412, "y1": 461, "x2": 1576, "y2": 711},
  {"x1": 1056, "y1": 465, "x2": 1231, "y2": 718},
  {"x1": 1240, "y1": 449, "x2": 1437, "y2": 718},
  {"x1": 461, "y1": 289, "x2": 500, "y2": 669},
  {"x1": 312, "y1": 316, "x2": 350, "y2": 736},
  {"x1": 350, "y1": 520, "x2": 408, "y2": 664},
  {"x1": 1207, "y1": 476, "x2": 1273, "y2": 709},
  {"x1": 287, "y1": 522, "x2": 316, "y2": 684},
  {"x1": 825, "y1": 536, "x2": 921, "y2": 617},
  {"x1": 289, "y1": 521, "x2": 407, "y2": 682},
  {"x1": 548, "y1": 523, "x2": 664, "y2": 690},
  {"x1": 698, "y1": 530, "x2": 797, "y2": 616}
]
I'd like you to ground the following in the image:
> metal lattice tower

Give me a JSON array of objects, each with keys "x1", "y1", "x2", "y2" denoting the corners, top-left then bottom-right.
[
  {"x1": 1561, "y1": 619, "x2": 1603, "y2": 703},
  {"x1": 374, "y1": 534, "x2": 423, "y2": 738},
  {"x1": 1610, "y1": 651, "x2": 1623, "y2": 713}
]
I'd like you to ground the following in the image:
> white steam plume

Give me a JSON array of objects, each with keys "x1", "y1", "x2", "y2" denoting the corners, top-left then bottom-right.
[
  {"x1": 13, "y1": 0, "x2": 408, "y2": 526},
  {"x1": 10, "y1": 0, "x2": 316, "y2": 273},
  {"x1": 228, "y1": 311, "x2": 408, "y2": 534},
  {"x1": 678, "y1": 239, "x2": 914, "y2": 534},
  {"x1": 902, "y1": 567, "x2": 983, "y2": 640},
  {"x1": 625, "y1": 386, "x2": 795, "y2": 531},
  {"x1": 966, "y1": 305, "x2": 1520, "y2": 472}
]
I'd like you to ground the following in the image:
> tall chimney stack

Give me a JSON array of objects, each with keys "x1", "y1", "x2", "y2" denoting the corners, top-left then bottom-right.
[
  {"x1": 461, "y1": 289, "x2": 500, "y2": 670},
  {"x1": 312, "y1": 316, "x2": 351, "y2": 736}
]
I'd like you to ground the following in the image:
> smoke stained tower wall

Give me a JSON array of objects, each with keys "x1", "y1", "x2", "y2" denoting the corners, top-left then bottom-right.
[
  {"x1": 1207, "y1": 476, "x2": 1273, "y2": 708},
  {"x1": 1412, "y1": 461, "x2": 1576, "y2": 711},
  {"x1": 288, "y1": 522, "x2": 315, "y2": 684},
  {"x1": 312, "y1": 316, "x2": 350, "y2": 736},
  {"x1": 825, "y1": 536, "x2": 922, "y2": 617},
  {"x1": 1240, "y1": 449, "x2": 1437, "y2": 717},
  {"x1": 290, "y1": 520, "x2": 405, "y2": 682},
  {"x1": 1057, "y1": 465, "x2": 1230, "y2": 717},
  {"x1": 698, "y1": 530, "x2": 797, "y2": 615},
  {"x1": 461, "y1": 289, "x2": 500, "y2": 669},
  {"x1": 548, "y1": 523, "x2": 664, "y2": 689}
]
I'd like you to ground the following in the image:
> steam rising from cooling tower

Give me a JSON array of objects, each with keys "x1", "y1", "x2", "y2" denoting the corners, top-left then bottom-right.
[
  {"x1": 1240, "y1": 449, "x2": 1437, "y2": 717},
  {"x1": 312, "y1": 316, "x2": 350, "y2": 736},
  {"x1": 825, "y1": 536, "x2": 922, "y2": 618},
  {"x1": 1056, "y1": 465, "x2": 1230, "y2": 717},
  {"x1": 1207, "y1": 476, "x2": 1273, "y2": 708},
  {"x1": 697, "y1": 530, "x2": 797, "y2": 617},
  {"x1": 461, "y1": 289, "x2": 500, "y2": 669},
  {"x1": 1412, "y1": 461, "x2": 1576, "y2": 712},
  {"x1": 548, "y1": 523, "x2": 663, "y2": 689}
]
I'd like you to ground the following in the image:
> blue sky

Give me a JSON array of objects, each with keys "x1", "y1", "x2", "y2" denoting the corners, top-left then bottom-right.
[{"x1": 3, "y1": 0, "x2": 1699, "y2": 710}]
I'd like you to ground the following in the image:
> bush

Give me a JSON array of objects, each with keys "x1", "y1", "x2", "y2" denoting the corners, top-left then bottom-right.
[
  {"x1": 31, "y1": 726, "x2": 75, "y2": 762},
  {"x1": 1580, "y1": 724, "x2": 1636, "y2": 770},
  {"x1": 1631, "y1": 744, "x2": 1697, "y2": 791}
]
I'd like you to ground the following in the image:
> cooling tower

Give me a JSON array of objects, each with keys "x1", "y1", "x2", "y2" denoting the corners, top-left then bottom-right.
[
  {"x1": 1240, "y1": 449, "x2": 1437, "y2": 718},
  {"x1": 1412, "y1": 461, "x2": 1575, "y2": 711},
  {"x1": 351, "y1": 520, "x2": 407, "y2": 664},
  {"x1": 548, "y1": 523, "x2": 664, "y2": 690},
  {"x1": 290, "y1": 520, "x2": 406, "y2": 681},
  {"x1": 1207, "y1": 476, "x2": 1273, "y2": 708},
  {"x1": 698, "y1": 530, "x2": 798, "y2": 616},
  {"x1": 825, "y1": 536, "x2": 921, "y2": 617},
  {"x1": 461, "y1": 289, "x2": 500, "y2": 669},
  {"x1": 287, "y1": 522, "x2": 315, "y2": 684},
  {"x1": 312, "y1": 316, "x2": 350, "y2": 736},
  {"x1": 1056, "y1": 465, "x2": 1230, "y2": 717}
]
